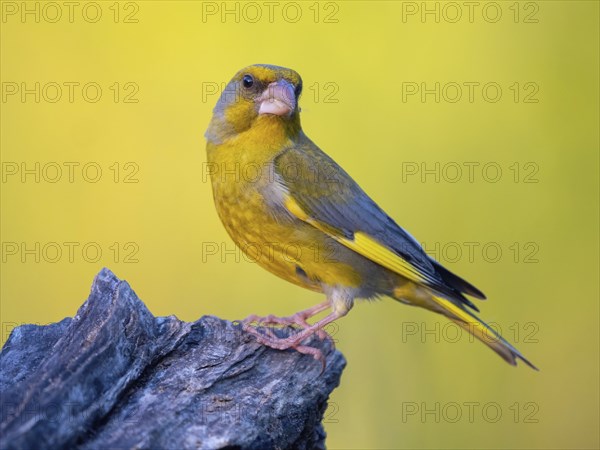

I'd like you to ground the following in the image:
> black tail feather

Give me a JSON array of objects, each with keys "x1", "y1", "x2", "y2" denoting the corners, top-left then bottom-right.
[{"x1": 432, "y1": 259, "x2": 487, "y2": 300}]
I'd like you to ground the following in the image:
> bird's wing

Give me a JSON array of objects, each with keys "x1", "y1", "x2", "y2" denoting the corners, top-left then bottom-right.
[{"x1": 274, "y1": 140, "x2": 485, "y2": 303}]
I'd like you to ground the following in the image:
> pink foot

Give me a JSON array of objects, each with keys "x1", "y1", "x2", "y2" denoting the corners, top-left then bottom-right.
[
  {"x1": 241, "y1": 319, "x2": 326, "y2": 368},
  {"x1": 239, "y1": 306, "x2": 344, "y2": 369},
  {"x1": 242, "y1": 312, "x2": 332, "y2": 342}
]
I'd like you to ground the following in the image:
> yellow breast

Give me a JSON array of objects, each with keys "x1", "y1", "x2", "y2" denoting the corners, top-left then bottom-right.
[{"x1": 206, "y1": 120, "x2": 361, "y2": 292}]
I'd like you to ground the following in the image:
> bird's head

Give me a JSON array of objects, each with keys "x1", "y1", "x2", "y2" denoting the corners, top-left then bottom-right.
[{"x1": 205, "y1": 64, "x2": 303, "y2": 144}]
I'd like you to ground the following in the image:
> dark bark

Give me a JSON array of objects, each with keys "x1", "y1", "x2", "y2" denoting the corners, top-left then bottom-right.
[{"x1": 0, "y1": 268, "x2": 345, "y2": 450}]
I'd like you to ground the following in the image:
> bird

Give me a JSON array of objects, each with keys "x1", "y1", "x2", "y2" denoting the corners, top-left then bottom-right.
[{"x1": 205, "y1": 64, "x2": 537, "y2": 369}]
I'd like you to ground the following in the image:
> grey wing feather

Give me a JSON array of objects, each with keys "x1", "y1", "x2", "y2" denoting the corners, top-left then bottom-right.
[{"x1": 274, "y1": 139, "x2": 485, "y2": 305}]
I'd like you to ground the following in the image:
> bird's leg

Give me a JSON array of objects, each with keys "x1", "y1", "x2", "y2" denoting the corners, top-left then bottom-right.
[
  {"x1": 242, "y1": 308, "x2": 348, "y2": 366},
  {"x1": 241, "y1": 300, "x2": 331, "y2": 338},
  {"x1": 287, "y1": 301, "x2": 332, "y2": 341},
  {"x1": 264, "y1": 309, "x2": 347, "y2": 349}
]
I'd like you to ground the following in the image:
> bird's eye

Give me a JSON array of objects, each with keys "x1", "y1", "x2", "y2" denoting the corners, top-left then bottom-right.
[
  {"x1": 242, "y1": 74, "x2": 254, "y2": 89},
  {"x1": 294, "y1": 81, "x2": 302, "y2": 97}
]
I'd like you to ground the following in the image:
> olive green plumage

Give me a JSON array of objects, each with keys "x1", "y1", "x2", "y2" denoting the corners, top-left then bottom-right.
[{"x1": 205, "y1": 64, "x2": 537, "y2": 369}]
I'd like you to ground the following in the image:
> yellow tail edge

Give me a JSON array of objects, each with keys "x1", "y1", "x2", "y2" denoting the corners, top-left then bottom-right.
[{"x1": 430, "y1": 295, "x2": 539, "y2": 371}]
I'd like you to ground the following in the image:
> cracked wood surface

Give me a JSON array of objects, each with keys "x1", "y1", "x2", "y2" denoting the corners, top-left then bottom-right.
[{"x1": 0, "y1": 268, "x2": 345, "y2": 450}]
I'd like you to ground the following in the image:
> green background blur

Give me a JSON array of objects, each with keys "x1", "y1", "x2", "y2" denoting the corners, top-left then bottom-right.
[{"x1": 1, "y1": 1, "x2": 598, "y2": 448}]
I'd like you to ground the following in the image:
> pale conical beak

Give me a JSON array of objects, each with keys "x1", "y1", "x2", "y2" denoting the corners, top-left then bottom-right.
[{"x1": 257, "y1": 80, "x2": 296, "y2": 116}]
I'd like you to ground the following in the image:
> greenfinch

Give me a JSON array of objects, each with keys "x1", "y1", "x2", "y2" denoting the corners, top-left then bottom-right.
[{"x1": 205, "y1": 64, "x2": 536, "y2": 369}]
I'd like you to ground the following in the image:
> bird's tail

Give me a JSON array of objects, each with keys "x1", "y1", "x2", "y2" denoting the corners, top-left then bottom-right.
[{"x1": 429, "y1": 294, "x2": 538, "y2": 370}]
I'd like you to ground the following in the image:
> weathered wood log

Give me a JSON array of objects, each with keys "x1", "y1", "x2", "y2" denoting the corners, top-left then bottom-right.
[{"x1": 0, "y1": 268, "x2": 345, "y2": 450}]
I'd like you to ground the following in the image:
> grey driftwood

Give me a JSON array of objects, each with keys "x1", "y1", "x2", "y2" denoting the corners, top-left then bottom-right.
[{"x1": 0, "y1": 268, "x2": 345, "y2": 450}]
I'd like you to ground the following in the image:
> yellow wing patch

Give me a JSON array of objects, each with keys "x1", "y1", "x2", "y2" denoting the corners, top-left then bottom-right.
[
  {"x1": 284, "y1": 195, "x2": 428, "y2": 285},
  {"x1": 343, "y1": 232, "x2": 426, "y2": 284},
  {"x1": 284, "y1": 195, "x2": 309, "y2": 220}
]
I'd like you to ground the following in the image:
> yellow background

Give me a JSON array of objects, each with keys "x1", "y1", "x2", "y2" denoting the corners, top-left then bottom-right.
[{"x1": 1, "y1": 1, "x2": 598, "y2": 448}]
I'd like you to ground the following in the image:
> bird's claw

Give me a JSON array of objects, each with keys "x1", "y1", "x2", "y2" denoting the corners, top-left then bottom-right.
[
  {"x1": 241, "y1": 313, "x2": 334, "y2": 345},
  {"x1": 241, "y1": 315, "x2": 330, "y2": 368}
]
